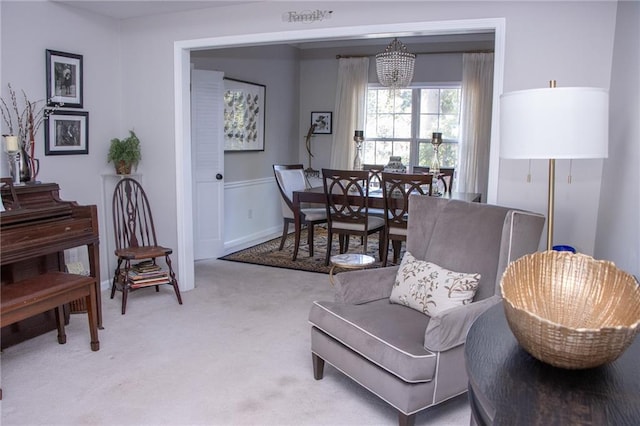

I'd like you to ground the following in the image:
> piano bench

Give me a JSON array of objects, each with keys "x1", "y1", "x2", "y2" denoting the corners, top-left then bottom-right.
[{"x1": 1, "y1": 272, "x2": 100, "y2": 351}]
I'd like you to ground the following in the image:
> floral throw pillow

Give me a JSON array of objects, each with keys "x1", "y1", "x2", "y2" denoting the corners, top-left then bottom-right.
[{"x1": 390, "y1": 252, "x2": 481, "y2": 316}]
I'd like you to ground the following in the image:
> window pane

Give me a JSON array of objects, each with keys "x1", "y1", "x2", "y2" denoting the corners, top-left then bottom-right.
[
  {"x1": 376, "y1": 90, "x2": 393, "y2": 113},
  {"x1": 440, "y1": 89, "x2": 460, "y2": 115},
  {"x1": 417, "y1": 142, "x2": 458, "y2": 169},
  {"x1": 393, "y1": 141, "x2": 411, "y2": 165},
  {"x1": 377, "y1": 114, "x2": 394, "y2": 138},
  {"x1": 419, "y1": 114, "x2": 439, "y2": 139},
  {"x1": 394, "y1": 113, "x2": 412, "y2": 138},
  {"x1": 421, "y1": 89, "x2": 440, "y2": 114},
  {"x1": 394, "y1": 89, "x2": 412, "y2": 113},
  {"x1": 440, "y1": 114, "x2": 459, "y2": 139}
]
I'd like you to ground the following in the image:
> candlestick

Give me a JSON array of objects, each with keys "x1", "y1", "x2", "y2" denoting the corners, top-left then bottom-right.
[{"x1": 353, "y1": 130, "x2": 364, "y2": 170}]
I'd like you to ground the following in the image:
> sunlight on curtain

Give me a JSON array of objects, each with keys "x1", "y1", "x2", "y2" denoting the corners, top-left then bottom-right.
[
  {"x1": 330, "y1": 57, "x2": 370, "y2": 169},
  {"x1": 458, "y1": 53, "x2": 494, "y2": 196}
]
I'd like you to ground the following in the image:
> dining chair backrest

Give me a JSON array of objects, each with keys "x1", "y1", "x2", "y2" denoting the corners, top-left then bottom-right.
[
  {"x1": 382, "y1": 172, "x2": 433, "y2": 231},
  {"x1": 411, "y1": 166, "x2": 430, "y2": 174},
  {"x1": 321, "y1": 168, "x2": 370, "y2": 228},
  {"x1": 439, "y1": 167, "x2": 455, "y2": 193},
  {"x1": 381, "y1": 172, "x2": 433, "y2": 265},
  {"x1": 363, "y1": 164, "x2": 385, "y2": 189},
  {"x1": 112, "y1": 177, "x2": 159, "y2": 250},
  {"x1": 273, "y1": 164, "x2": 308, "y2": 219}
]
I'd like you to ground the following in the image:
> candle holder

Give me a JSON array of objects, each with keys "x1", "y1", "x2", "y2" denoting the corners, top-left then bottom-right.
[
  {"x1": 431, "y1": 132, "x2": 443, "y2": 195},
  {"x1": 431, "y1": 132, "x2": 442, "y2": 175},
  {"x1": 4, "y1": 135, "x2": 21, "y2": 185},
  {"x1": 353, "y1": 130, "x2": 364, "y2": 170}
]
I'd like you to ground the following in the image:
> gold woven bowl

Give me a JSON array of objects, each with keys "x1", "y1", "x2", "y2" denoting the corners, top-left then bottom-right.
[{"x1": 501, "y1": 251, "x2": 640, "y2": 369}]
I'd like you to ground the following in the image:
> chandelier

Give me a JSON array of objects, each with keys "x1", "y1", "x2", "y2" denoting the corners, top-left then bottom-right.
[{"x1": 375, "y1": 38, "x2": 416, "y2": 88}]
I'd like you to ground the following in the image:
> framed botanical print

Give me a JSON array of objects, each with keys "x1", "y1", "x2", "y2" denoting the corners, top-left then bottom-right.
[
  {"x1": 46, "y1": 49, "x2": 83, "y2": 108},
  {"x1": 223, "y1": 78, "x2": 266, "y2": 152},
  {"x1": 45, "y1": 110, "x2": 89, "y2": 155},
  {"x1": 311, "y1": 111, "x2": 332, "y2": 134}
]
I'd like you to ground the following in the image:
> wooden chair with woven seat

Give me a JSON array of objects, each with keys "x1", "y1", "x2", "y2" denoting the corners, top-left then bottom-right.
[
  {"x1": 381, "y1": 172, "x2": 432, "y2": 266},
  {"x1": 273, "y1": 164, "x2": 327, "y2": 261},
  {"x1": 321, "y1": 168, "x2": 386, "y2": 266},
  {"x1": 110, "y1": 177, "x2": 182, "y2": 314}
]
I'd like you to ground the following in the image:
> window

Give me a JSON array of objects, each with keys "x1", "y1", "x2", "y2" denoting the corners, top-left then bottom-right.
[{"x1": 363, "y1": 86, "x2": 461, "y2": 170}]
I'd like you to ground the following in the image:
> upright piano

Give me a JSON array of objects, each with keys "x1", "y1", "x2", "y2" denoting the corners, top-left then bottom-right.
[{"x1": 1, "y1": 181, "x2": 101, "y2": 349}]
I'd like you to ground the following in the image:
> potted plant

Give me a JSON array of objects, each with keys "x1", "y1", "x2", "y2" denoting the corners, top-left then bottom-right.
[{"x1": 108, "y1": 130, "x2": 141, "y2": 174}]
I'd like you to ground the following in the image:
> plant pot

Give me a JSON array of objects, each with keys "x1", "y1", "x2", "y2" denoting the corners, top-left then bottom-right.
[{"x1": 115, "y1": 161, "x2": 132, "y2": 175}]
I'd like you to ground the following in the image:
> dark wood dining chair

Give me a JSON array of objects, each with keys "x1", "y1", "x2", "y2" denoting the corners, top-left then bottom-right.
[
  {"x1": 110, "y1": 178, "x2": 182, "y2": 314},
  {"x1": 273, "y1": 164, "x2": 327, "y2": 260},
  {"x1": 321, "y1": 168, "x2": 386, "y2": 266},
  {"x1": 362, "y1": 164, "x2": 386, "y2": 217},
  {"x1": 412, "y1": 166, "x2": 454, "y2": 193},
  {"x1": 411, "y1": 166, "x2": 430, "y2": 174},
  {"x1": 381, "y1": 172, "x2": 433, "y2": 266},
  {"x1": 362, "y1": 164, "x2": 385, "y2": 189},
  {"x1": 439, "y1": 167, "x2": 455, "y2": 193}
]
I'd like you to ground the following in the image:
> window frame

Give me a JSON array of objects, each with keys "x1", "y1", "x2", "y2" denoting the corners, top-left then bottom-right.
[{"x1": 364, "y1": 82, "x2": 462, "y2": 168}]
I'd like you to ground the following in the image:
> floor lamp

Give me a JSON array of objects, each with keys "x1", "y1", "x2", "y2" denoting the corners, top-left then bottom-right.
[{"x1": 500, "y1": 82, "x2": 609, "y2": 251}]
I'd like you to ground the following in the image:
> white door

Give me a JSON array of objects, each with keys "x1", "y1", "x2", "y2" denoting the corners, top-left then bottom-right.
[{"x1": 191, "y1": 69, "x2": 225, "y2": 260}]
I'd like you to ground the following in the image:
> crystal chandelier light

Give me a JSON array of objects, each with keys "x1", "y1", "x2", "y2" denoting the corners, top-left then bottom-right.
[{"x1": 375, "y1": 38, "x2": 416, "y2": 88}]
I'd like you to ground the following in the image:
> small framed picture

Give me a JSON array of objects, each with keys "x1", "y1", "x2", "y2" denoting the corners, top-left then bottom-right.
[
  {"x1": 46, "y1": 49, "x2": 83, "y2": 108},
  {"x1": 45, "y1": 111, "x2": 89, "y2": 155},
  {"x1": 311, "y1": 111, "x2": 332, "y2": 134}
]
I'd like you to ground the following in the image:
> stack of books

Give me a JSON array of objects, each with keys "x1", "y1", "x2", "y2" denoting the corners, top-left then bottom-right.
[{"x1": 126, "y1": 261, "x2": 170, "y2": 289}]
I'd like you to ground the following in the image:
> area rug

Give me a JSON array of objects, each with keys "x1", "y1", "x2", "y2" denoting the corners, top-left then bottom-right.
[{"x1": 220, "y1": 227, "x2": 401, "y2": 274}]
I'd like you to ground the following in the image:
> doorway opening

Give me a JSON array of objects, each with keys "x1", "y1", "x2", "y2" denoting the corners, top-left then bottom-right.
[{"x1": 174, "y1": 18, "x2": 506, "y2": 290}]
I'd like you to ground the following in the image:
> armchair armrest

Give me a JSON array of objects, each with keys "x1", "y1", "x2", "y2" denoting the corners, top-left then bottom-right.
[
  {"x1": 333, "y1": 266, "x2": 399, "y2": 304},
  {"x1": 424, "y1": 295, "x2": 501, "y2": 352}
]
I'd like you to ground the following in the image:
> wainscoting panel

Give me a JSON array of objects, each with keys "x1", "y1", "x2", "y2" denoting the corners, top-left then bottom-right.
[{"x1": 223, "y1": 177, "x2": 282, "y2": 255}]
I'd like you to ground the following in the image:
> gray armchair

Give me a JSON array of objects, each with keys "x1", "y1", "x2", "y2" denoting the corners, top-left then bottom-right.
[{"x1": 309, "y1": 195, "x2": 544, "y2": 426}]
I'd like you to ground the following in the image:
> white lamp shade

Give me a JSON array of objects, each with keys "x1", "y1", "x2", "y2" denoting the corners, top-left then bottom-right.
[{"x1": 500, "y1": 87, "x2": 609, "y2": 159}]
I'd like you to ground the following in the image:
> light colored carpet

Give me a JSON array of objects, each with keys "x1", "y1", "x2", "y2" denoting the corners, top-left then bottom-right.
[{"x1": 0, "y1": 259, "x2": 470, "y2": 425}]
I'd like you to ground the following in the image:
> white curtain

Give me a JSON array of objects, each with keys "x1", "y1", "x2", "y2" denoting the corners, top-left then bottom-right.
[
  {"x1": 329, "y1": 57, "x2": 370, "y2": 169},
  {"x1": 458, "y1": 53, "x2": 494, "y2": 195}
]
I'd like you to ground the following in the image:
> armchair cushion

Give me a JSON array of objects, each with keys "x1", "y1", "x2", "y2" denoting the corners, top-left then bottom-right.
[
  {"x1": 423, "y1": 295, "x2": 501, "y2": 351},
  {"x1": 390, "y1": 252, "x2": 480, "y2": 316},
  {"x1": 309, "y1": 299, "x2": 437, "y2": 383}
]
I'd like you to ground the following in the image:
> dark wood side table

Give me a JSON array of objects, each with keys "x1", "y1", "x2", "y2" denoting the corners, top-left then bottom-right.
[{"x1": 465, "y1": 303, "x2": 640, "y2": 425}]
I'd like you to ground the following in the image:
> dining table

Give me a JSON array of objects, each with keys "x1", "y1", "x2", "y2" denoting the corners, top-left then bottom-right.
[{"x1": 290, "y1": 186, "x2": 482, "y2": 261}]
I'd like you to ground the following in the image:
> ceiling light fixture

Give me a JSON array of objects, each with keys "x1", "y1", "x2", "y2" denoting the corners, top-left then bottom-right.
[{"x1": 375, "y1": 38, "x2": 416, "y2": 89}]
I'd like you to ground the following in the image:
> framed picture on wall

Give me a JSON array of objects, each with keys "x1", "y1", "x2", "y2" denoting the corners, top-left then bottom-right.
[
  {"x1": 311, "y1": 111, "x2": 332, "y2": 134},
  {"x1": 223, "y1": 78, "x2": 266, "y2": 152},
  {"x1": 45, "y1": 110, "x2": 89, "y2": 155},
  {"x1": 46, "y1": 49, "x2": 83, "y2": 108}
]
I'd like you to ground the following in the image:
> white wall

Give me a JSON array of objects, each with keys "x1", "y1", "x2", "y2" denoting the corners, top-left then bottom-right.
[
  {"x1": 595, "y1": 1, "x2": 640, "y2": 278},
  {"x1": 3, "y1": 1, "x2": 627, "y2": 286},
  {"x1": 1, "y1": 1, "x2": 121, "y2": 288}
]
